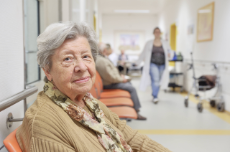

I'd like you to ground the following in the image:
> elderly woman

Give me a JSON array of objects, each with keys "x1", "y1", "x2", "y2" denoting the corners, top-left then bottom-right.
[{"x1": 16, "y1": 22, "x2": 170, "y2": 152}]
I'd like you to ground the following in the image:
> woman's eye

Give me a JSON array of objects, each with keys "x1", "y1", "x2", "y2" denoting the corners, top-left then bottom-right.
[
  {"x1": 83, "y1": 55, "x2": 89, "y2": 58},
  {"x1": 64, "y1": 57, "x2": 71, "y2": 61}
]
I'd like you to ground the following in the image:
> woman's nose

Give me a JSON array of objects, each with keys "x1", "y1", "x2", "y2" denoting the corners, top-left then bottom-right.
[{"x1": 74, "y1": 60, "x2": 88, "y2": 72}]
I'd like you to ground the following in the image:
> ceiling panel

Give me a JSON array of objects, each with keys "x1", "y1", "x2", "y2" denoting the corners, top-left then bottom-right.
[{"x1": 98, "y1": 0, "x2": 181, "y2": 14}]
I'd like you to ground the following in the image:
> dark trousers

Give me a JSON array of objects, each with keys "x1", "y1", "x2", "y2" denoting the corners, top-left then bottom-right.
[
  {"x1": 118, "y1": 65, "x2": 129, "y2": 74},
  {"x1": 104, "y1": 82, "x2": 141, "y2": 111}
]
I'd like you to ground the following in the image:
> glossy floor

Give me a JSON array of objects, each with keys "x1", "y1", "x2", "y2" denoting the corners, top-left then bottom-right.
[{"x1": 127, "y1": 78, "x2": 230, "y2": 152}]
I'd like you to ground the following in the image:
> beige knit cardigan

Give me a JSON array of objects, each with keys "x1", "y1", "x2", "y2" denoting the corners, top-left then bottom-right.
[{"x1": 16, "y1": 92, "x2": 170, "y2": 152}]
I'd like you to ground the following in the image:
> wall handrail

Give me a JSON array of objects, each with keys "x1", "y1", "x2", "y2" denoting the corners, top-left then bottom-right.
[
  {"x1": 0, "y1": 86, "x2": 38, "y2": 112},
  {"x1": 184, "y1": 58, "x2": 230, "y2": 65}
]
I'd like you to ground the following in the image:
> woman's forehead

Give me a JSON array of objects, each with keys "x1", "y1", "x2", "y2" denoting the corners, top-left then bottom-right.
[
  {"x1": 63, "y1": 37, "x2": 89, "y2": 47},
  {"x1": 60, "y1": 49, "x2": 91, "y2": 55},
  {"x1": 57, "y1": 37, "x2": 91, "y2": 54}
]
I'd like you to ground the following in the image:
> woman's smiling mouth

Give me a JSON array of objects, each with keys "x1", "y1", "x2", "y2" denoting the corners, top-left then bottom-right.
[{"x1": 73, "y1": 76, "x2": 90, "y2": 83}]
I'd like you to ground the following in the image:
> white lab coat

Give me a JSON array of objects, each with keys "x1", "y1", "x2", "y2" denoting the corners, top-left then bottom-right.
[
  {"x1": 136, "y1": 39, "x2": 174, "y2": 91},
  {"x1": 108, "y1": 52, "x2": 118, "y2": 66}
]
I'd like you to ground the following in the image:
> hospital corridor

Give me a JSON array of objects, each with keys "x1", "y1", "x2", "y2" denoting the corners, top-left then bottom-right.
[
  {"x1": 128, "y1": 78, "x2": 230, "y2": 152},
  {"x1": 1, "y1": 0, "x2": 230, "y2": 152}
]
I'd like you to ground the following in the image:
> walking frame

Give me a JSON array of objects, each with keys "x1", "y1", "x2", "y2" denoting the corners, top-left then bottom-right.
[{"x1": 184, "y1": 53, "x2": 225, "y2": 112}]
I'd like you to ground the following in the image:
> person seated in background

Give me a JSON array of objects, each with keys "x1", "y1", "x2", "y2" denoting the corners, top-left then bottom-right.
[
  {"x1": 107, "y1": 43, "x2": 118, "y2": 66},
  {"x1": 16, "y1": 22, "x2": 170, "y2": 152},
  {"x1": 118, "y1": 49, "x2": 129, "y2": 73},
  {"x1": 96, "y1": 43, "x2": 147, "y2": 120}
]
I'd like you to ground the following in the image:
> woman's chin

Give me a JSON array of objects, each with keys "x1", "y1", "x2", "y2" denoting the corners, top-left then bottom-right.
[{"x1": 72, "y1": 84, "x2": 92, "y2": 95}]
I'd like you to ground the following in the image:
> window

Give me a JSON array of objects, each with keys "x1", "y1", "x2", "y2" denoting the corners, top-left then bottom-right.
[
  {"x1": 71, "y1": 0, "x2": 90, "y2": 23},
  {"x1": 24, "y1": 0, "x2": 40, "y2": 84}
]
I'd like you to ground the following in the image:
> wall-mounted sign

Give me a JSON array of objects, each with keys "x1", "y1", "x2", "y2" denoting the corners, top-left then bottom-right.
[{"x1": 197, "y1": 2, "x2": 215, "y2": 42}]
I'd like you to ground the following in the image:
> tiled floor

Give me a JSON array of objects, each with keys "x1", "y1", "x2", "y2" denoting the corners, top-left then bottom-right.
[{"x1": 127, "y1": 78, "x2": 230, "y2": 152}]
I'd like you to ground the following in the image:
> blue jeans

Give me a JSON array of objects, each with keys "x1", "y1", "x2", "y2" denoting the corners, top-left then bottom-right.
[{"x1": 149, "y1": 63, "x2": 165, "y2": 98}]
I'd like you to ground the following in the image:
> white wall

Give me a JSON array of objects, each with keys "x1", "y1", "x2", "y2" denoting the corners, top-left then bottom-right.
[
  {"x1": 40, "y1": 0, "x2": 60, "y2": 32},
  {"x1": 0, "y1": 0, "x2": 24, "y2": 151},
  {"x1": 71, "y1": 0, "x2": 95, "y2": 28},
  {"x1": 158, "y1": 0, "x2": 230, "y2": 111},
  {"x1": 101, "y1": 14, "x2": 158, "y2": 55},
  {"x1": 62, "y1": 0, "x2": 71, "y2": 22}
]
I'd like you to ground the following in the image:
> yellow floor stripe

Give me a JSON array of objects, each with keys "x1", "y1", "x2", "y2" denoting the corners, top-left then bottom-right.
[
  {"x1": 180, "y1": 92, "x2": 230, "y2": 124},
  {"x1": 138, "y1": 130, "x2": 230, "y2": 135}
]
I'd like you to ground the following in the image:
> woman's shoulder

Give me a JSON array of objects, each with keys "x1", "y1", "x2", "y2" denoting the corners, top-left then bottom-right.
[
  {"x1": 16, "y1": 92, "x2": 80, "y2": 151},
  {"x1": 160, "y1": 39, "x2": 169, "y2": 45},
  {"x1": 19, "y1": 91, "x2": 72, "y2": 134},
  {"x1": 22, "y1": 91, "x2": 49, "y2": 121},
  {"x1": 146, "y1": 39, "x2": 153, "y2": 45},
  {"x1": 143, "y1": 39, "x2": 153, "y2": 49},
  {"x1": 24, "y1": 91, "x2": 60, "y2": 118}
]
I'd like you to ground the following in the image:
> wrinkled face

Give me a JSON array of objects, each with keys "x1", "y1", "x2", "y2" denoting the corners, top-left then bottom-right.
[
  {"x1": 154, "y1": 29, "x2": 161, "y2": 39},
  {"x1": 44, "y1": 36, "x2": 96, "y2": 100}
]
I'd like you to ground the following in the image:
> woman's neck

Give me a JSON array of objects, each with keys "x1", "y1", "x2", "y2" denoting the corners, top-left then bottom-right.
[
  {"x1": 153, "y1": 38, "x2": 162, "y2": 46},
  {"x1": 72, "y1": 94, "x2": 86, "y2": 108},
  {"x1": 154, "y1": 37, "x2": 161, "y2": 41},
  {"x1": 52, "y1": 81, "x2": 86, "y2": 108}
]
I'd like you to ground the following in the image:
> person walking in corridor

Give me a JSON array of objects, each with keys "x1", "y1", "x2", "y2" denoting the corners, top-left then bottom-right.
[{"x1": 136, "y1": 27, "x2": 174, "y2": 104}]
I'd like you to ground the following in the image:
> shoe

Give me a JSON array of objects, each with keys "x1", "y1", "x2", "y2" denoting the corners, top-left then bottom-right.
[
  {"x1": 153, "y1": 98, "x2": 158, "y2": 104},
  {"x1": 137, "y1": 113, "x2": 147, "y2": 120}
]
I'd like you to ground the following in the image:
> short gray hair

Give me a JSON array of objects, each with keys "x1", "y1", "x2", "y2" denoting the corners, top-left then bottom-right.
[
  {"x1": 37, "y1": 22, "x2": 98, "y2": 71},
  {"x1": 98, "y1": 43, "x2": 107, "y2": 54}
]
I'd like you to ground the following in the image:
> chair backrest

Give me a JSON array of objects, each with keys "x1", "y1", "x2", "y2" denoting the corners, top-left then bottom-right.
[
  {"x1": 95, "y1": 71, "x2": 103, "y2": 92},
  {"x1": 3, "y1": 129, "x2": 22, "y2": 152},
  {"x1": 93, "y1": 81, "x2": 101, "y2": 98}
]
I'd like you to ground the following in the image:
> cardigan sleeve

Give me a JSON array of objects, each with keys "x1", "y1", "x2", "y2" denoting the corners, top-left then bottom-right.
[
  {"x1": 98, "y1": 101, "x2": 171, "y2": 152},
  {"x1": 31, "y1": 137, "x2": 75, "y2": 152}
]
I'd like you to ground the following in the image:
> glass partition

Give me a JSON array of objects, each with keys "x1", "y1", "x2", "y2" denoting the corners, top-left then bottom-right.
[
  {"x1": 71, "y1": 0, "x2": 90, "y2": 23},
  {"x1": 24, "y1": 0, "x2": 40, "y2": 84}
]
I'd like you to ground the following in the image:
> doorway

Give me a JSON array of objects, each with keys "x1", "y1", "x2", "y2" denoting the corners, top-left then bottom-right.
[{"x1": 169, "y1": 23, "x2": 177, "y2": 66}]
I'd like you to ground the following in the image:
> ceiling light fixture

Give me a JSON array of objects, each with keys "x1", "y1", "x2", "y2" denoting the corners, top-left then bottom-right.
[{"x1": 114, "y1": 10, "x2": 150, "y2": 13}]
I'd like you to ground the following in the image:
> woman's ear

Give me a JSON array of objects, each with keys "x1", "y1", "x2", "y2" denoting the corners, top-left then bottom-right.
[{"x1": 42, "y1": 68, "x2": 52, "y2": 81}]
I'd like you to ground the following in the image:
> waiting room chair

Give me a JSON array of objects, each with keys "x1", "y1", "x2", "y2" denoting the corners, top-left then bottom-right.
[
  {"x1": 99, "y1": 97, "x2": 133, "y2": 107},
  {"x1": 90, "y1": 85, "x2": 133, "y2": 107},
  {"x1": 109, "y1": 107, "x2": 137, "y2": 119},
  {"x1": 3, "y1": 129, "x2": 22, "y2": 152},
  {"x1": 90, "y1": 85, "x2": 137, "y2": 119}
]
